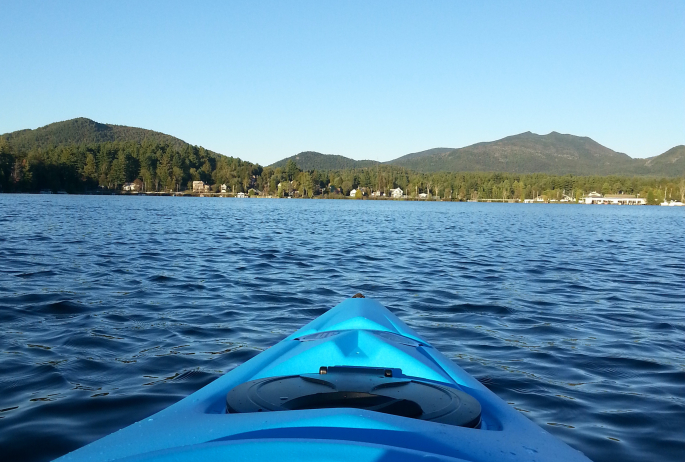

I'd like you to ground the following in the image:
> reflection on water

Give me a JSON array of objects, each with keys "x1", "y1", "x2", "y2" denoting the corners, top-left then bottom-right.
[{"x1": 0, "y1": 196, "x2": 683, "y2": 461}]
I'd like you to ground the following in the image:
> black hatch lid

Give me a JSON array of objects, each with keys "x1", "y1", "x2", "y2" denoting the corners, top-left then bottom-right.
[{"x1": 226, "y1": 366, "x2": 481, "y2": 428}]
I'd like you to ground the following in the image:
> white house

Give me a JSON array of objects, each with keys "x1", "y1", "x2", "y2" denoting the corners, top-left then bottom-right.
[
  {"x1": 581, "y1": 192, "x2": 645, "y2": 205},
  {"x1": 604, "y1": 195, "x2": 646, "y2": 205},
  {"x1": 236, "y1": 192, "x2": 246, "y2": 198},
  {"x1": 123, "y1": 182, "x2": 140, "y2": 192},
  {"x1": 580, "y1": 191, "x2": 602, "y2": 203},
  {"x1": 221, "y1": 184, "x2": 228, "y2": 193},
  {"x1": 349, "y1": 189, "x2": 357, "y2": 197},
  {"x1": 418, "y1": 193, "x2": 428, "y2": 199},
  {"x1": 389, "y1": 188, "x2": 403, "y2": 198},
  {"x1": 193, "y1": 181, "x2": 206, "y2": 193}
]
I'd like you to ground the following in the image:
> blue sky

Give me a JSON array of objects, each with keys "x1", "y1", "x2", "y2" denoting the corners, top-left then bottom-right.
[{"x1": 2, "y1": 1, "x2": 683, "y2": 165}]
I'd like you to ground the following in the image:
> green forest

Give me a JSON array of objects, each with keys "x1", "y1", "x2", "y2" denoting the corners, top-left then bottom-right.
[
  {"x1": 270, "y1": 151, "x2": 379, "y2": 171},
  {"x1": 1, "y1": 137, "x2": 683, "y2": 204}
]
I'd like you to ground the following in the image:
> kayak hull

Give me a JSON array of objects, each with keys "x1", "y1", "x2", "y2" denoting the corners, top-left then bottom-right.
[{"x1": 56, "y1": 298, "x2": 591, "y2": 462}]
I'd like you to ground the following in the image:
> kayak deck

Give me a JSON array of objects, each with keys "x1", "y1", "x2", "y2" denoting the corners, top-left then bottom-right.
[{"x1": 56, "y1": 298, "x2": 591, "y2": 462}]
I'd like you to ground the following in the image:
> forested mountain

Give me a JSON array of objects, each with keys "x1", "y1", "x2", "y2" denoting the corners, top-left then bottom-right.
[
  {"x1": 386, "y1": 132, "x2": 685, "y2": 177},
  {"x1": 269, "y1": 151, "x2": 379, "y2": 170},
  {"x1": 387, "y1": 147, "x2": 453, "y2": 164},
  {"x1": 270, "y1": 148, "x2": 452, "y2": 171},
  {"x1": 0, "y1": 136, "x2": 259, "y2": 194},
  {"x1": 1, "y1": 118, "x2": 683, "y2": 203},
  {"x1": 388, "y1": 132, "x2": 634, "y2": 175},
  {"x1": 0, "y1": 119, "x2": 257, "y2": 194},
  {"x1": 636, "y1": 145, "x2": 685, "y2": 175},
  {"x1": 271, "y1": 134, "x2": 684, "y2": 177},
  {"x1": 2, "y1": 118, "x2": 191, "y2": 153}
]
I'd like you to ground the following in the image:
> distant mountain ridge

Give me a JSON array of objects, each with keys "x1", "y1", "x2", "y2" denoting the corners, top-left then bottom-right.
[
  {"x1": 638, "y1": 145, "x2": 685, "y2": 173},
  {"x1": 388, "y1": 147, "x2": 454, "y2": 164},
  {"x1": 268, "y1": 133, "x2": 683, "y2": 176},
  {"x1": 389, "y1": 132, "x2": 637, "y2": 176},
  {"x1": 269, "y1": 151, "x2": 379, "y2": 170},
  {"x1": 1, "y1": 118, "x2": 193, "y2": 153},
  {"x1": 3, "y1": 119, "x2": 683, "y2": 177}
]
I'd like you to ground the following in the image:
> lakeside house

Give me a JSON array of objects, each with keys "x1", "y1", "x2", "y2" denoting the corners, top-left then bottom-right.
[
  {"x1": 123, "y1": 182, "x2": 140, "y2": 192},
  {"x1": 582, "y1": 191, "x2": 603, "y2": 202},
  {"x1": 418, "y1": 193, "x2": 428, "y2": 199},
  {"x1": 581, "y1": 191, "x2": 645, "y2": 205},
  {"x1": 236, "y1": 192, "x2": 246, "y2": 198},
  {"x1": 389, "y1": 188, "x2": 403, "y2": 198},
  {"x1": 221, "y1": 184, "x2": 228, "y2": 193},
  {"x1": 193, "y1": 181, "x2": 210, "y2": 193}
]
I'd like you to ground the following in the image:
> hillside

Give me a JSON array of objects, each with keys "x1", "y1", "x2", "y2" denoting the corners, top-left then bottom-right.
[
  {"x1": 1, "y1": 118, "x2": 191, "y2": 152},
  {"x1": 269, "y1": 151, "x2": 379, "y2": 170},
  {"x1": 1, "y1": 118, "x2": 682, "y2": 199},
  {"x1": 3, "y1": 119, "x2": 683, "y2": 177},
  {"x1": 633, "y1": 145, "x2": 685, "y2": 177},
  {"x1": 387, "y1": 147, "x2": 453, "y2": 164},
  {"x1": 269, "y1": 148, "x2": 453, "y2": 171},
  {"x1": 388, "y1": 132, "x2": 638, "y2": 175}
]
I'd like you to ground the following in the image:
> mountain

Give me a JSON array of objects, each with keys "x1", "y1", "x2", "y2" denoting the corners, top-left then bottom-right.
[
  {"x1": 1, "y1": 118, "x2": 191, "y2": 152},
  {"x1": 387, "y1": 132, "x2": 638, "y2": 175},
  {"x1": 269, "y1": 151, "x2": 379, "y2": 170},
  {"x1": 387, "y1": 147, "x2": 453, "y2": 164},
  {"x1": 633, "y1": 145, "x2": 685, "y2": 177},
  {"x1": 4, "y1": 119, "x2": 683, "y2": 177},
  {"x1": 269, "y1": 149, "x2": 452, "y2": 171}
]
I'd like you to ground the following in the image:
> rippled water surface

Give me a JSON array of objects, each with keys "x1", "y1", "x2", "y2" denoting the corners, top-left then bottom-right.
[{"x1": 0, "y1": 195, "x2": 683, "y2": 462}]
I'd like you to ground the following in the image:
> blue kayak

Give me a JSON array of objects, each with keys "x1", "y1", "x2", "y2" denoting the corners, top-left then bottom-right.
[{"x1": 56, "y1": 297, "x2": 591, "y2": 461}]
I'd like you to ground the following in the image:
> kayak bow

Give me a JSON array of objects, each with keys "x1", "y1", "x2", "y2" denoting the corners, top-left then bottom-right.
[{"x1": 56, "y1": 297, "x2": 591, "y2": 462}]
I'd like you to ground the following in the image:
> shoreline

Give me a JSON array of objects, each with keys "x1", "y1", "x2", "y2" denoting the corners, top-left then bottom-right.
[{"x1": 3, "y1": 191, "x2": 673, "y2": 205}]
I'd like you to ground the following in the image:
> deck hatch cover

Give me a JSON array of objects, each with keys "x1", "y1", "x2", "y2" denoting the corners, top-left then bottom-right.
[{"x1": 226, "y1": 366, "x2": 481, "y2": 428}]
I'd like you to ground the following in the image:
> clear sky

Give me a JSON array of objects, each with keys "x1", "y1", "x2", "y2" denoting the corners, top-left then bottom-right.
[{"x1": 2, "y1": 1, "x2": 683, "y2": 165}]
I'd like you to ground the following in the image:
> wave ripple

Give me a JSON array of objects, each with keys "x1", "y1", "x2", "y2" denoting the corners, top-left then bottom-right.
[{"x1": 0, "y1": 196, "x2": 684, "y2": 462}]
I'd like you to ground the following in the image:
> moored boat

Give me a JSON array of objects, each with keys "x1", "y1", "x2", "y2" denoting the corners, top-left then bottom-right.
[{"x1": 660, "y1": 200, "x2": 685, "y2": 206}]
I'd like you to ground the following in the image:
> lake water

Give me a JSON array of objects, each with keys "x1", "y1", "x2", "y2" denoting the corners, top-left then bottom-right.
[{"x1": 0, "y1": 195, "x2": 683, "y2": 462}]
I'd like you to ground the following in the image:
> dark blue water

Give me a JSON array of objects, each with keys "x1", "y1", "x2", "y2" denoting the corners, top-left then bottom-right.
[{"x1": 0, "y1": 195, "x2": 683, "y2": 461}]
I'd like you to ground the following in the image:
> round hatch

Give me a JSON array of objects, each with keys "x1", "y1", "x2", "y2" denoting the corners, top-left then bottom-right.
[{"x1": 226, "y1": 366, "x2": 481, "y2": 428}]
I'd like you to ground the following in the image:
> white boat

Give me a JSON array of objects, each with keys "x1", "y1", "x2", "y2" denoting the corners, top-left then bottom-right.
[{"x1": 660, "y1": 200, "x2": 685, "y2": 206}]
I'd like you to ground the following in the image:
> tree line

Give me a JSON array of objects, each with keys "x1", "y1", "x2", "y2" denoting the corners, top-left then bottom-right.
[{"x1": 1, "y1": 138, "x2": 683, "y2": 204}]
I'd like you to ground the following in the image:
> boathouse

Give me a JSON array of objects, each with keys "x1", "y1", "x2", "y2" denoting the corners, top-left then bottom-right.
[{"x1": 581, "y1": 192, "x2": 645, "y2": 205}]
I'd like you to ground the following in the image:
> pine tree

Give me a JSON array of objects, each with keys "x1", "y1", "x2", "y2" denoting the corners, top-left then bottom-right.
[{"x1": 83, "y1": 153, "x2": 97, "y2": 180}]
